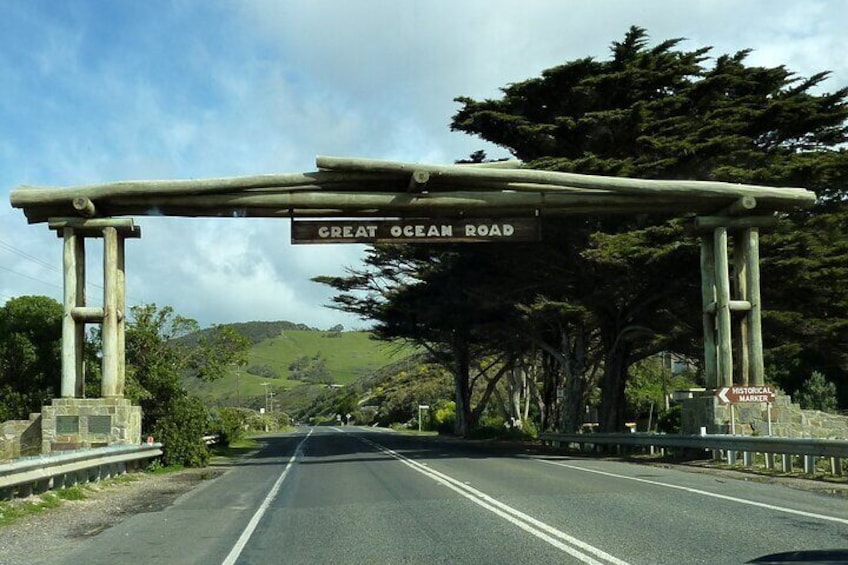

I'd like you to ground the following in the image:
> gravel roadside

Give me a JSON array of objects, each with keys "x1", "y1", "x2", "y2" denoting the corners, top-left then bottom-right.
[{"x1": 0, "y1": 465, "x2": 226, "y2": 565}]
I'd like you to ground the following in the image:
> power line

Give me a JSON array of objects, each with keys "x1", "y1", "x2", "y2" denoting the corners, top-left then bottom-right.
[
  {"x1": 0, "y1": 264, "x2": 62, "y2": 291},
  {"x1": 0, "y1": 240, "x2": 146, "y2": 306},
  {"x1": 0, "y1": 239, "x2": 59, "y2": 273}
]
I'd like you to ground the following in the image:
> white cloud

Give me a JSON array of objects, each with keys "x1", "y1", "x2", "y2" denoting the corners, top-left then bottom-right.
[{"x1": 2, "y1": 0, "x2": 846, "y2": 329}]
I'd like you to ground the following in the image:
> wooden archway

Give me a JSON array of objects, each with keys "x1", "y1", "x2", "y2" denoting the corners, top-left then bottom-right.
[{"x1": 11, "y1": 156, "x2": 816, "y2": 399}]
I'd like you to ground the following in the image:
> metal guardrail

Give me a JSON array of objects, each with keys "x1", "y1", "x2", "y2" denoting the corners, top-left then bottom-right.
[
  {"x1": 539, "y1": 432, "x2": 848, "y2": 476},
  {"x1": 0, "y1": 443, "x2": 163, "y2": 499}
]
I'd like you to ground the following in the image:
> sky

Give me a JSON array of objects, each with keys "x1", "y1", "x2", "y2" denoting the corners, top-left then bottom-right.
[{"x1": 1, "y1": 0, "x2": 846, "y2": 330}]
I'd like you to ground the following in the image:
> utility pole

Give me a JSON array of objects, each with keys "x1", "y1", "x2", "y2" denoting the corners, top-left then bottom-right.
[
  {"x1": 260, "y1": 382, "x2": 271, "y2": 414},
  {"x1": 236, "y1": 364, "x2": 241, "y2": 408}
]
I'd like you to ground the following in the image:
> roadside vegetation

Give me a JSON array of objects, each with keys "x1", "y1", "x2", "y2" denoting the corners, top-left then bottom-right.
[{"x1": 0, "y1": 476, "x2": 136, "y2": 529}]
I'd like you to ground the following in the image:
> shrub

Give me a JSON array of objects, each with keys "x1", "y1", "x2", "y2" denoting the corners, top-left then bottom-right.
[
  {"x1": 657, "y1": 405, "x2": 681, "y2": 434},
  {"x1": 152, "y1": 395, "x2": 211, "y2": 467},
  {"x1": 797, "y1": 371, "x2": 838, "y2": 412},
  {"x1": 212, "y1": 407, "x2": 246, "y2": 446},
  {"x1": 431, "y1": 400, "x2": 456, "y2": 434}
]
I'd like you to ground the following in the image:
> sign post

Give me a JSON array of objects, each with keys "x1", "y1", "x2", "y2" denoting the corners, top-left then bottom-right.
[
  {"x1": 418, "y1": 404, "x2": 430, "y2": 433},
  {"x1": 715, "y1": 385, "x2": 776, "y2": 442}
]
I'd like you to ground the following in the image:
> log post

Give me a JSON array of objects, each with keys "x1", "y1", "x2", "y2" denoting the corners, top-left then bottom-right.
[
  {"x1": 116, "y1": 235, "x2": 127, "y2": 396},
  {"x1": 734, "y1": 232, "x2": 749, "y2": 386},
  {"x1": 743, "y1": 228, "x2": 765, "y2": 385},
  {"x1": 101, "y1": 227, "x2": 119, "y2": 397},
  {"x1": 74, "y1": 235, "x2": 86, "y2": 397},
  {"x1": 714, "y1": 227, "x2": 733, "y2": 388},
  {"x1": 61, "y1": 228, "x2": 85, "y2": 398},
  {"x1": 72, "y1": 197, "x2": 97, "y2": 218},
  {"x1": 407, "y1": 170, "x2": 430, "y2": 192},
  {"x1": 700, "y1": 235, "x2": 717, "y2": 389}
]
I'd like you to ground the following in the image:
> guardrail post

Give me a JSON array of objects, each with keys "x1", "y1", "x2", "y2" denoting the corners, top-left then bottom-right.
[
  {"x1": 764, "y1": 453, "x2": 774, "y2": 470},
  {"x1": 727, "y1": 450, "x2": 737, "y2": 465},
  {"x1": 781, "y1": 453, "x2": 792, "y2": 472},
  {"x1": 34, "y1": 478, "x2": 51, "y2": 494},
  {"x1": 803, "y1": 455, "x2": 816, "y2": 474},
  {"x1": 17, "y1": 482, "x2": 32, "y2": 497},
  {"x1": 832, "y1": 457, "x2": 843, "y2": 477},
  {"x1": 742, "y1": 451, "x2": 753, "y2": 467}
]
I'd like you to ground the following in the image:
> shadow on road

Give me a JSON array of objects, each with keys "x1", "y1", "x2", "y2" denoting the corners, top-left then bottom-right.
[{"x1": 223, "y1": 428, "x2": 579, "y2": 468}]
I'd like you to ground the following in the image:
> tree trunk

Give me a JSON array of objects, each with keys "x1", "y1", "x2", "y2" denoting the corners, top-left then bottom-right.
[
  {"x1": 539, "y1": 350, "x2": 561, "y2": 431},
  {"x1": 453, "y1": 335, "x2": 472, "y2": 436},
  {"x1": 599, "y1": 335, "x2": 630, "y2": 433},
  {"x1": 560, "y1": 325, "x2": 588, "y2": 433}
]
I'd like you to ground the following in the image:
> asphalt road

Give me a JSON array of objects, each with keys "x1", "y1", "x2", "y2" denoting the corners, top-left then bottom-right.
[{"x1": 58, "y1": 427, "x2": 848, "y2": 564}]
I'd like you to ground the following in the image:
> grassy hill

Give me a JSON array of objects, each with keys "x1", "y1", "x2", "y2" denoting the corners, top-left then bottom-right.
[{"x1": 182, "y1": 326, "x2": 419, "y2": 410}]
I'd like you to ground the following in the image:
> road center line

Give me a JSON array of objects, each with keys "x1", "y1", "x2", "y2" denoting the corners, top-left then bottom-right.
[
  {"x1": 535, "y1": 458, "x2": 848, "y2": 526},
  {"x1": 221, "y1": 428, "x2": 313, "y2": 565},
  {"x1": 355, "y1": 434, "x2": 629, "y2": 565}
]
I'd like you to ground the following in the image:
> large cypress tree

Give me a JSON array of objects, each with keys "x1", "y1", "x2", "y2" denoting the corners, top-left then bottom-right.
[
  {"x1": 451, "y1": 26, "x2": 848, "y2": 429},
  {"x1": 320, "y1": 27, "x2": 848, "y2": 433}
]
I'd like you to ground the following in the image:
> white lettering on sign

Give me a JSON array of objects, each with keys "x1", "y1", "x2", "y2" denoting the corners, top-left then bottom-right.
[
  {"x1": 318, "y1": 225, "x2": 378, "y2": 239},
  {"x1": 465, "y1": 224, "x2": 516, "y2": 237},
  {"x1": 388, "y1": 224, "x2": 453, "y2": 238},
  {"x1": 293, "y1": 219, "x2": 539, "y2": 244},
  {"x1": 731, "y1": 386, "x2": 772, "y2": 395},
  {"x1": 738, "y1": 395, "x2": 770, "y2": 402},
  {"x1": 716, "y1": 385, "x2": 776, "y2": 404}
]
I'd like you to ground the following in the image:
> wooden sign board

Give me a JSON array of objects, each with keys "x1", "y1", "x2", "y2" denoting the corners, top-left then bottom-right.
[
  {"x1": 716, "y1": 385, "x2": 776, "y2": 404},
  {"x1": 291, "y1": 218, "x2": 540, "y2": 244}
]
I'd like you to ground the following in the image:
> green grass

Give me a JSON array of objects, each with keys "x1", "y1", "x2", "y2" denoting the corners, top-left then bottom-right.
[
  {"x1": 0, "y1": 466, "x2": 192, "y2": 530},
  {"x1": 183, "y1": 329, "x2": 419, "y2": 404},
  {"x1": 0, "y1": 486, "x2": 87, "y2": 527},
  {"x1": 211, "y1": 437, "x2": 262, "y2": 459}
]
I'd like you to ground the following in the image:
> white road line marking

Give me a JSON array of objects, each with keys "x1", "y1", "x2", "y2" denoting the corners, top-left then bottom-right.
[
  {"x1": 221, "y1": 429, "x2": 313, "y2": 565},
  {"x1": 354, "y1": 434, "x2": 629, "y2": 565},
  {"x1": 536, "y1": 458, "x2": 848, "y2": 526}
]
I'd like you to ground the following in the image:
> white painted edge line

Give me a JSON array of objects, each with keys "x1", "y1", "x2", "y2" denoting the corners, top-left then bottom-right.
[
  {"x1": 536, "y1": 458, "x2": 848, "y2": 526},
  {"x1": 221, "y1": 428, "x2": 313, "y2": 565},
  {"x1": 355, "y1": 434, "x2": 629, "y2": 565}
]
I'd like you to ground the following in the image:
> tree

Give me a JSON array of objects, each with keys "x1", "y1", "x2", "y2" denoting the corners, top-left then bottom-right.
[
  {"x1": 451, "y1": 26, "x2": 848, "y2": 429},
  {"x1": 318, "y1": 27, "x2": 848, "y2": 433},
  {"x1": 124, "y1": 304, "x2": 249, "y2": 466},
  {"x1": 288, "y1": 353, "x2": 333, "y2": 384},
  {"x1": 316, "y1": 243, "x2": 525, "y2": 435},
  {"x1": 760, "y1": 212, "x2": 848, "y2": 404},
  {"x1": 796, "y1": 371, "x2": 839, "y2": 412},
  {"x1": 0, "y1": 296, "x2": 63, "y2": 421}
]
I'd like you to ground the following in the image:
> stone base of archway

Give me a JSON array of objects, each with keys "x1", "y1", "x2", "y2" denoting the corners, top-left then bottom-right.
[{"x1": 40, "y1": 398, "x2": 141, "y2": 454}]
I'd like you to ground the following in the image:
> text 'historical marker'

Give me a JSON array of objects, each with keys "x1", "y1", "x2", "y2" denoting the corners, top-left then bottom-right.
[{"x1": 716, "y1": 385, "x2": 776, "y2": 404}]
